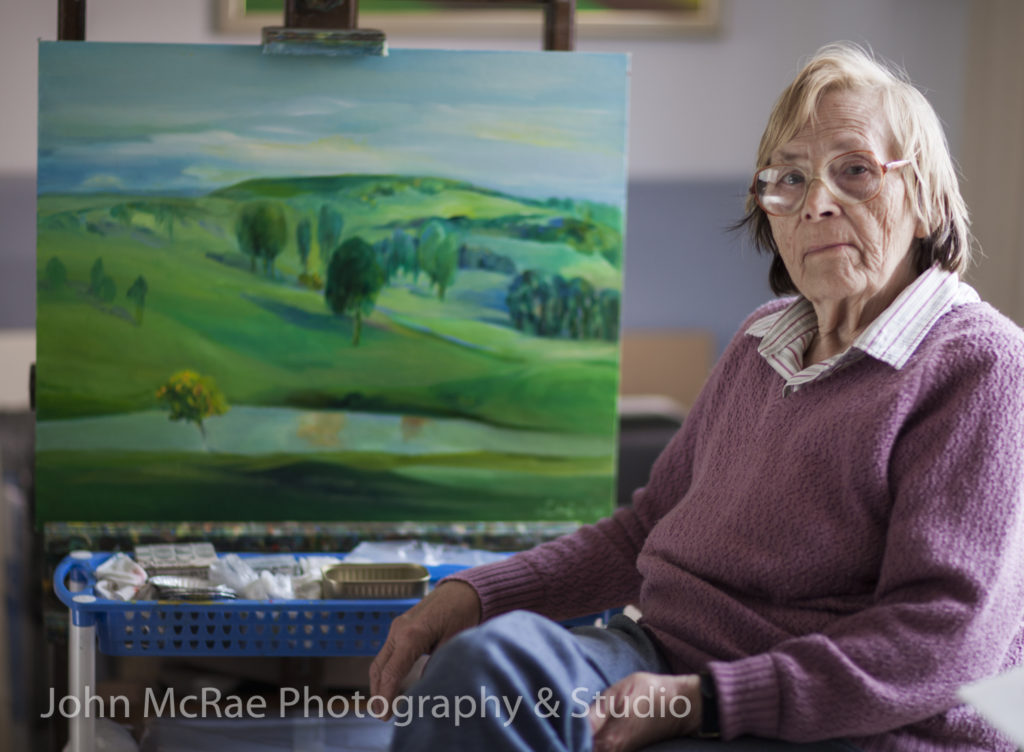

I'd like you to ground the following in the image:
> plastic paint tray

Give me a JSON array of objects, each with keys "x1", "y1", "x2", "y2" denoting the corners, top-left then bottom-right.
[{"x1": 322, "y1": 563, "x2": 430, "y2": 600}]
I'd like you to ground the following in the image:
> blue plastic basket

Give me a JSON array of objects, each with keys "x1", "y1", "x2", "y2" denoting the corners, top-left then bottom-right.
[
  {"x1": 54, "y1": 552, "x2": 613, "y2": 657},
  {"x1": 55, "y1": 552, "x2": 471, "y2": 657}
]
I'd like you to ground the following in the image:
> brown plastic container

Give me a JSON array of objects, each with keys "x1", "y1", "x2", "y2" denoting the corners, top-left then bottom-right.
[{"x1": 322, "y1": 563, "x2": 430, "y2": 600}]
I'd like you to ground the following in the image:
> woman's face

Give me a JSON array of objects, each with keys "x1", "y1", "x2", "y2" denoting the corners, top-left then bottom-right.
[{"x1": 766, "y1": 88, "x2": 925, "y2": 307}]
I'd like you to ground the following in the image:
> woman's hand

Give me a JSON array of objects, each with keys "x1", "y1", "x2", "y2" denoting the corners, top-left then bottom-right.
[
  {"x1": 369, "y1": 580, "x2": 482, "y2": 718},
  {"x1": 588, "y1": 672, "x2": 702, "y2": 752}
]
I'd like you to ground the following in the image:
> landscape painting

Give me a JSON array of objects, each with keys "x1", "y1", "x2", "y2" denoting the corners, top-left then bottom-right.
[{"x1": 35, "y1": 42, "x2": 629, "y2": 524}]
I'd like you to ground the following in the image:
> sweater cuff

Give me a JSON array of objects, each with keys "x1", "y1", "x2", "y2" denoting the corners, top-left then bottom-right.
[
  {"x1": 708, "y1": 653, "x2": 780, "y2": 740},
  {"x1": 439, "y1": 556, "x2": 544, "y2": 622}
]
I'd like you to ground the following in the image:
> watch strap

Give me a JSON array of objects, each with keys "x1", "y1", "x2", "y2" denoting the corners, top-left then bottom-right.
[{"x1": 698, "y1": 671, "x2": 721, "y2": 739}]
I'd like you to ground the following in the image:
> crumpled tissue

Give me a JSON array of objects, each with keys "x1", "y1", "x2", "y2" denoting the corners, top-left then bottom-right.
[
  {"x1": 208, "y1": 554, "x2": 342, "y2": 600},
  {"x1": 95, "y1": 553, "x2": 148, "y2": 601}
]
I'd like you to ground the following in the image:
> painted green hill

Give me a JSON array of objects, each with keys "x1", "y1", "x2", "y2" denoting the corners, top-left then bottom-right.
[{"x1": 36, "y1": 173, "x2": 624, "y2": 433}]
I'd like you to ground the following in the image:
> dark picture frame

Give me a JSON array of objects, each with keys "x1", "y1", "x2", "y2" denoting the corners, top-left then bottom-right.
[{"x1": 216, "y1": 0, "x2": 720, "y2": 37}]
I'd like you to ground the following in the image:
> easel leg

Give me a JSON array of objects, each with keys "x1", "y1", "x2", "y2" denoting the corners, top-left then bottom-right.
[{"x1": 68, "y1": 620, "x2": 96, "y2": 752}]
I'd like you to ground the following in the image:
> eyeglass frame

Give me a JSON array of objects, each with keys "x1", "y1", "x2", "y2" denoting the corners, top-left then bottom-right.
[{"x1": 748, "y1": 150, "x2": 913, "y2": 217}]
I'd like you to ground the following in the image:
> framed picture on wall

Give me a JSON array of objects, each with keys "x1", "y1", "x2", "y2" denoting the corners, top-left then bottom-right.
[{"x1": 216, "y1": 0, "x2": 720, "y2": 38}]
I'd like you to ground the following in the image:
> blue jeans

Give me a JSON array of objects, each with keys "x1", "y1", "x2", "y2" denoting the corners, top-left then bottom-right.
[{"x1": 389, "y1": 610, "x2": 861, "y2": 752}]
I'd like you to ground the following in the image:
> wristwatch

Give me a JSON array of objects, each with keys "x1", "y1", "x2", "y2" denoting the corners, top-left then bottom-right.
[{"x1": 698, "y1": 672, "x2": 721, "y2": 739}]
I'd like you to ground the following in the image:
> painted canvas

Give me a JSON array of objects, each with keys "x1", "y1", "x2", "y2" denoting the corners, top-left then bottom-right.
[{"x1": 35, "y1": 42, "x2": 629, "y2": 524}]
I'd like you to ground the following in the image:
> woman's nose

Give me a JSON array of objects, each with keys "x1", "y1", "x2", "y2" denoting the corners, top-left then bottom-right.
[{"x1": 802, "y1": 177, "x2": 840, "y2": 219}]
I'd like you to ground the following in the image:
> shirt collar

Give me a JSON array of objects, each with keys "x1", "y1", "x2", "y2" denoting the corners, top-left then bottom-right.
[
  {"x1": 747, "y1": 265, "x2": 979, "y2": 381},
  {"x1": 746, "y1": 298, "x2": 817, "y2": 379},
  {"x1": 853, "y1": 264, "x2": 978, "y2": 369}
]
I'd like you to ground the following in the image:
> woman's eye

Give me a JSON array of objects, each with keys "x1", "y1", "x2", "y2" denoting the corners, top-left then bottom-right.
[
  {"x1": 835, "y1": 159, "x2": 874, "y2": 178},
  {"x1": 780, "y1": 171, "x2": 805, "y2": 186}
]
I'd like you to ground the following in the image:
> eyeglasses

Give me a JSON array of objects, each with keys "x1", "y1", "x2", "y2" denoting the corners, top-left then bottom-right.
[{"x1": 751, "y1": 150, "x2": 912, "y2": 216}]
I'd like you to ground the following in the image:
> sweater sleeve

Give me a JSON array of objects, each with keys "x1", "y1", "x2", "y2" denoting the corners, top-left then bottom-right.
[
  {"x1": 444, "y1": 377, "x2": 707, "y2": 623},
  {"x1": 709, "y1": 330, "x2": 1024, "y2": 742}
]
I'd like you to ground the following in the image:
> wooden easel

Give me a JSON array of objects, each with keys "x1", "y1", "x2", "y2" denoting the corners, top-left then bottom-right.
[
  {"x1": 45, "y1": 6, "x2": 580, "y2": 749},
  {"x1": 57, "y1": 0, "x2": 577, "y2": 51}
]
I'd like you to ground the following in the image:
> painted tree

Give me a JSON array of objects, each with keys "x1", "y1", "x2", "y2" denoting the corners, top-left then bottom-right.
[
  {"x1": 417, "y1": 221, "x2": 443, "y2": 282},
  {"x1": 542, "y1": 274, "x2": 570, "y2": 337},
  {"x1": 110, "y1": 203, "x2": 134, "y2": 226},
  {"x1": 154, "y1": 202, "x2": 187, "y2": 240},
  {"x1": 506, "y1": 271, "x2": 616, "y2": 341},
  {"x1": 389, "y1": 228, "x2": 419, "y2": 282},
  {"x1": 324, "y1": 237, "x2": 385, "y2": 347},
  {"x1": 126, "y1": 275, "x2": 149, "y2": 324},
  {"x1": 89, "y1": 257, "x2": 105, "y2": 294},
  {"x1": 597, "y1": 288, "x2": 621, "y2": 341},
  {"x1": 236, "y1": 202, "x2": 287, "y2": 275},
  {"x1": 384, "y1": 235, "x2": 402, "y2": 282},
  {"x1": 44, "y1": 256, "x2": 67, "y2": 289},
  {"x1": 155, "y1": 370, "x2": 229, "y2": 450},
  {"x1": 566, "y1": 277, "x2": 596, "y2": 339},
  {"x1": 317, "y1": 204, "x2": 344, "y2": 269},
  {"x1": 296, "y1": 217, "x2": 312, "y2": 273},
  {"x1": 374, "y1": 236, "x2": 393, "y2": 279},
  {"x1": 431, "y1": 236, "x2": 458, "y2": 301},
  {"x1": 96, "y1": 275, "x2": 116, "y2": 304},
  {"x1": 418, "y1": 220, "x2": 458, "y2": 300},
  {"x1": 506, "y1": 270, "x2": 545, "y2": 335}
]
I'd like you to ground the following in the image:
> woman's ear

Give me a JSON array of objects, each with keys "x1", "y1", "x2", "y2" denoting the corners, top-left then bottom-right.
[{"x1": 914, "y1": 216, "x2": 928, "y2": 240}]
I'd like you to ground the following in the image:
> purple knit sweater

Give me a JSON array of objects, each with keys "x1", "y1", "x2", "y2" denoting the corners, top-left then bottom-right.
[{"x1": 449, "y1": 299, "x2": 1024, "y2": 751}]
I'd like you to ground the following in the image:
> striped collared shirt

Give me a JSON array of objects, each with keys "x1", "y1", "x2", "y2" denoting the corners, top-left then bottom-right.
[{"x1": 746, "y1": 265, "x2": 980, "y2": 395}]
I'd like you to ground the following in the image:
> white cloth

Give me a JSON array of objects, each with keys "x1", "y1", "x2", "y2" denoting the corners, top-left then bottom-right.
[{"x1": 95, "y1": 553, "x2": 147, "y2": 601}]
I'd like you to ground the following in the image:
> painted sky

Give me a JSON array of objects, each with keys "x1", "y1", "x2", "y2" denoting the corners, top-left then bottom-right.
[{"x1": 38, "y1": 43, "x2": 629, "y2": 205}]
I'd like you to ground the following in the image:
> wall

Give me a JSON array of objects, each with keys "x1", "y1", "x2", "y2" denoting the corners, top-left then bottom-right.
[
  {"x1": 961, "y1": 0, "x2": 1024, "y2": 325},
  {"x1": 0, "y1": 0, "x2": 977, "y2": 407}
]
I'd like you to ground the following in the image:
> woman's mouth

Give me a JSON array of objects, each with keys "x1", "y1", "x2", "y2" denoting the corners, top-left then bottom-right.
[{"x1": 805, "y1": 243, "x2": 850, "y2": 257}]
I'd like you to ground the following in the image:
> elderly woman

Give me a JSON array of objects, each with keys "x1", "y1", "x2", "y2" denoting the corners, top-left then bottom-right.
[{"x1": 370, "y1": 44, "x2": 1024, "y2": 752}]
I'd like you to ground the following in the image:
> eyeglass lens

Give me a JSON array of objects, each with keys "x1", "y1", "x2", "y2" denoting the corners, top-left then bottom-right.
[{"x1": 755, "y1": 152, "x2": 885, "y2": 216}]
